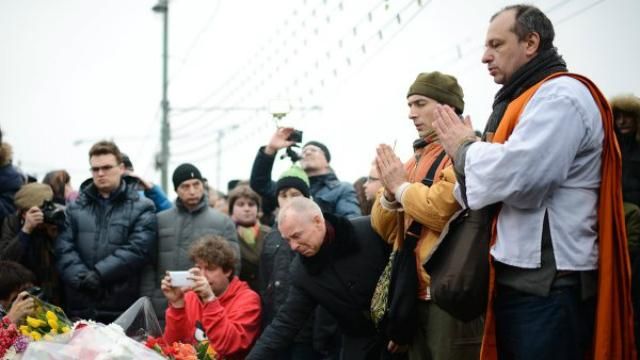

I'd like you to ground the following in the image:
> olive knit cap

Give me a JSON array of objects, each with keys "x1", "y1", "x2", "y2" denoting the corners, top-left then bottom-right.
[
  {"x1": 14, "y1": 183, "x2": 54, "y2": 211},
  {"x1": 276, "y1": 165, "x2": 310, "y2": 198},
  {"x1": 407, "y1": 71, "x2": 465, "y2": 114}
]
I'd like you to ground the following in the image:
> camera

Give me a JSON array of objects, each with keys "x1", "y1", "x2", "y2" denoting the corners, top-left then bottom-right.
[
  {"x1": 287, "y1": 129, "x2": 303, "y2": 143},
  {"x1": 40, "y1": 200, "x2": 65, "y2": 227},
  {"x1": 26, "y1": 286, "x2": 44, "y2": 300}
]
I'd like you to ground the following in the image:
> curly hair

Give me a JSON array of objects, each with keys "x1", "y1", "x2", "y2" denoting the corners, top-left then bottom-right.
[{"x1": 189, "y1": 235, "x2": 237, "y2": 278}]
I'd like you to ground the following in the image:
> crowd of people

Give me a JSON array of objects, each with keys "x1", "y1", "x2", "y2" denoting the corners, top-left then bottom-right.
[{"x1": 1, "y1": 3, "x2": 639, "y2": 359}]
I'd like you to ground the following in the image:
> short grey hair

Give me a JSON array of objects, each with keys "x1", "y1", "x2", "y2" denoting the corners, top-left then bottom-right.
[
  {"x1": 277, "y1": 197, "x2": 322, "y2": 225},
  {"x1": 492, "y1": 4, "x2": 555, "y2": 51}
]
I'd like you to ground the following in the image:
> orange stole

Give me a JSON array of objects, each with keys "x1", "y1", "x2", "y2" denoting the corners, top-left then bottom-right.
[{"x1": 479, "y1": 73, "x2": 636, "y2": 359}]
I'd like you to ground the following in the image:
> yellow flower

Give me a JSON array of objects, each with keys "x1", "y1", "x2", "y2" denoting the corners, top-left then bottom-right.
[
  {"x1": 26, "y1": 316, "x2": 46, "y2": 328},
  {"x1": 46, "y1": 310, "x2": 58, "y2": 321},
  {"x1": 19, "y1": 325, "x2": 31, "y2": 335},
  {"x1": 61, "y1": 326, "x2": 70, "y2": 334},
  {"x1": 49, "y1": 328, "x2": 58, "y2": 335},
  {"x1": 48, "y1": 318, "x2": 59, "y2": 330},
  {"x1": 30, "y1": 331, "x2": 42, "y2": 341},
  {"x1": 44, "y1": 334, "x2": 54, "y2": 341}
]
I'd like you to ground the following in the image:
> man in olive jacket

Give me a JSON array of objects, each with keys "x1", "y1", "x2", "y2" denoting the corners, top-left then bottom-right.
[
  {"x1": 55, "y1": 141, "x2": 157, "y2": 323},
  {"x1": 141, "y1": 163, "x2": 240, "y2": 325}
]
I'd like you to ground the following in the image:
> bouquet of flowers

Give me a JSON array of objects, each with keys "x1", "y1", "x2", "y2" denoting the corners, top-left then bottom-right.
[
  {"x1": 145, "y1": 337, "x2": 218, "y2": 360},
  {"x1": 0, "y1": 317, "x2": 29, "y2": 360},
  {"x1": 17, "y1": 296, "x2": 71, "y2": 342},
  {"x1": 22, "y1": 322, "x2": 166, "y2": 359}
]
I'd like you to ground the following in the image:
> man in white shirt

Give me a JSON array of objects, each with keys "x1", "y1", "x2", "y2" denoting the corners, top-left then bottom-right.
[{"x1": 433, "y1": 4, "x2": 635, "y2": 359}]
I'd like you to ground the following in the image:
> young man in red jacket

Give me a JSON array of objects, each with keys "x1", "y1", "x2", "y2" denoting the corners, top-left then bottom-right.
[{"x1": 161, "y1": 235, "x2": 261, "y2": 359}]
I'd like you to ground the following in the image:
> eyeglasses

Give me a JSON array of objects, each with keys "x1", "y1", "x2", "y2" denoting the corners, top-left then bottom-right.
[
  {"x1": 90, "y1": 164, "x2": 117, "y2": 174},
  {"x1": 366, "y1": 176, "x2": 380, "y2": 182}
]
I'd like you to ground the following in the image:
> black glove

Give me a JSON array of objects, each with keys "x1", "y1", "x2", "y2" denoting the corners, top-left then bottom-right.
[{"x1": 78, "y1": 270, "x2": 101, "y2": 293}]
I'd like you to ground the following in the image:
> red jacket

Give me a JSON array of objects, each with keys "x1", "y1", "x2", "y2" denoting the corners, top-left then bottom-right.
[{"x1": 163, "y1": 276, "x2": 262, "y2": 359}]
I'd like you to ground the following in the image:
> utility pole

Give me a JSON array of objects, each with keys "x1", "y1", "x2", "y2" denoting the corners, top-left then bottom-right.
[{"x1": 153, "y1": 0, "x2": 170, "y2": 192}]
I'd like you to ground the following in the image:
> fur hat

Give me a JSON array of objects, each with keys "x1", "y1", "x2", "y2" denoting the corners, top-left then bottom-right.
[
  {"x1": 14, "y1": 183, "x2": 54, "y2": 211},
  {"x1": 610, "y1": 94, "x2": 640, "y2": 140},
  {"x1": 172, "y1": 163, "x2": 203, "y2": 190},
  {"x1": 276, "y1": 165, "x2": 310, "y2": 198},
  {"x1": 407, "y1": 71, "x2": 465, "y2": 114},
  {"x1": 303, "y1": 141, "x2": 331, "y2": 163}
]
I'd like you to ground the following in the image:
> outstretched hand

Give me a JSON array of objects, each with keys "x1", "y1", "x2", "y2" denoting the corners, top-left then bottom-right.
[{"x1": 265, "y1": 127, "x2": 296, "y2": 155}]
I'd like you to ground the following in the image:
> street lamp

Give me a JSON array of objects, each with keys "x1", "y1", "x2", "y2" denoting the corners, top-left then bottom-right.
[{"x1": 153, "y1": 0, "x2": 170, "y2": 192}]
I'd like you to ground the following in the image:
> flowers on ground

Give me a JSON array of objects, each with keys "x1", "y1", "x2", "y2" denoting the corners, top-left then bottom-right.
[
  {"x1": 18, "y1": 298, "x2": 72, "y2": 342},
  {"x1": 145, "y1": 336, "x2": 218, "y2": 360},
  {"x1": 0, "y1": 317, "x2": 30, "y2": 359}
]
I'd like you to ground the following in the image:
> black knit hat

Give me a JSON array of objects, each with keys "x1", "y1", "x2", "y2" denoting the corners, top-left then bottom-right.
[
  {"x1": 275, "y1": 165, "x2": 310, "y2": 198},
  {"x1": 407, "y1": 71, "x2": 465, "y2": 114},
  {"x1": 172, "y1": 163, "x2": 203, "y2": 190},
  {"x1": 303, "y1": 141, "x2": 331, "y2": 163}
]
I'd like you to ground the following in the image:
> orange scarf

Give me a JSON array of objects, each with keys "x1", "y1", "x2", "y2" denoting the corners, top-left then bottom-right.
[{"x1": 480, "y1": 73, "x2": 636, "y2": 359}]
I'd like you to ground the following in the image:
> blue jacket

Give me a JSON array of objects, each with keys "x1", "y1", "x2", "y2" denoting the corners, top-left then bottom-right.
[
  {"x1": 0, "y1": 144, "x2": 23, "y2": 224},
  {"x1": 55, "y1": 177, "x2": 157, "y2": 322},
  {"x1": 139, "y1": 184, "x2": 172, "y2": 212},
  {"x1": 249, "y1": 147, "x2": 361, "y2": 219}
]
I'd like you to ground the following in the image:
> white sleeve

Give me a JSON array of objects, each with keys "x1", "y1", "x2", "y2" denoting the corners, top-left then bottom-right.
[{"x1": 463, "y1": 77, "x2": 599, "y2": 210}]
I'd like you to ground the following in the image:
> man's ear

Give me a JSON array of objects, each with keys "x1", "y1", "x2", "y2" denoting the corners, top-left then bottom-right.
[{"x1": 524, "y1": 31, "x2": 541, "y2": 57}]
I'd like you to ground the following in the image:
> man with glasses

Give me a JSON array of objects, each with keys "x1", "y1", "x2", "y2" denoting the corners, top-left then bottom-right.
[
  {"x1": 250, "y1": 130, "x2": 361, "y2": 223},
  {"x1": 55, "y1": 140, "x2": 157, "y2": 323}
]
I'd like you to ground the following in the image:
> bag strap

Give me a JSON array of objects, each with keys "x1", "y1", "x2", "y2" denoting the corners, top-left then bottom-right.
[{"x1": 407, "y1": 150, "x2": 447, "y2": 236}]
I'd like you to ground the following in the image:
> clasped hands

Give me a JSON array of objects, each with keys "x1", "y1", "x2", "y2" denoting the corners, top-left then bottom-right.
[{"x1": 375, "y1": 144, "x2": 407, "y2": 202}]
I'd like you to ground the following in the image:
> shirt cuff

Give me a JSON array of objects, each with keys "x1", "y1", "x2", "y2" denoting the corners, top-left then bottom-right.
[
  {"x1": 395, "y1": 182, "x2": 412, "y2": 208},
  {"x1": 380, "y1": 192, "x2": 402, "y2": 211},
  {"x1": 454, "y1": 140, "x2": 475, "y2": 176}
]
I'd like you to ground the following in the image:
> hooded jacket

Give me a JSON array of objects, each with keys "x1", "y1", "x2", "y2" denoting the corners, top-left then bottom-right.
[{"x1": 611, "y1": 94, "x2": 640, "y2": 207}]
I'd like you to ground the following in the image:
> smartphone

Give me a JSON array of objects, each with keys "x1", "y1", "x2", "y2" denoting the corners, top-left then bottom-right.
[
  {"x1": 168, "y1": 271, "x2": 192, "y2": 288},
  {"x1": 287, "y1": 129, "x2": 303, "y2": 143}
]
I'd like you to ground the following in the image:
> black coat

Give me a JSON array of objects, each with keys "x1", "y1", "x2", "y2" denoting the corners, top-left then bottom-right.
[
  {"x1": 55, "y1": 177, "x2": 157, "y2": 322},
  {"x1": 0, "y1": 215, "x2": 63, "y2": 305},
  {"x1": 619, "y1": 134, "x2": 640, "y2": 207},
  {"x1": 248, "y1": 214, "x2": 390, "y2": 360}
]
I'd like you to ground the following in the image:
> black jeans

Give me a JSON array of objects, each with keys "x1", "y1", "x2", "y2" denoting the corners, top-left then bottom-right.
[{"x1": 494, "y1": 285, "x2": 595, "y2": 360}]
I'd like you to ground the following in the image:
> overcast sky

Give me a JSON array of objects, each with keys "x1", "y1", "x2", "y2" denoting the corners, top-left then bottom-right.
[{"x1": 1, "y1": 0, "x2": 639, "y2": 197}]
